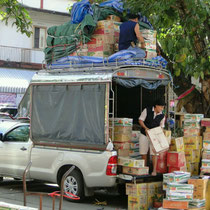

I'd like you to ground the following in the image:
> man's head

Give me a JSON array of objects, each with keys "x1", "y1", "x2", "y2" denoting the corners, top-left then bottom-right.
[
  {"x1": 128, "y1": 13, "x2": 140, "y2": 21},
  {"x1": 154, "y1": 98, "x2": 166, "y2": 113}
]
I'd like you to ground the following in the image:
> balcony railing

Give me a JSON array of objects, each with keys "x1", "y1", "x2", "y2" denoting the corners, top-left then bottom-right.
[{"x1": 0, "y1": 45, "x2": 45, "y2": 64}]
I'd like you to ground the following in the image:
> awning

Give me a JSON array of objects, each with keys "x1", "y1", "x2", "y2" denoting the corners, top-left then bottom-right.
[{"x1": 0, "y1": 68, "x2": 36, "y2": 93}]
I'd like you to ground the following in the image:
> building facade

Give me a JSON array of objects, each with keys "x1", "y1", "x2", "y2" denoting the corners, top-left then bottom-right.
[{"x1": 0, "y1": 0, "x2": 74, "y2": 106}]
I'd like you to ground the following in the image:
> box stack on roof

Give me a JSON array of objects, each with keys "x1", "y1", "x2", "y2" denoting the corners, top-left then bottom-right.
[
  {"x1": 111, "y1": 118, "x2": 149, "y2": 176},
  {"x1": 201, "y1": 118, "x2": 210, "y2": 175}
]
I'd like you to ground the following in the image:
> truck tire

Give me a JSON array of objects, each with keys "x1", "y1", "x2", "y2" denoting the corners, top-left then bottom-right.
[{"x1": 60, "y1": 169, "x2": 84, "y2": 202}]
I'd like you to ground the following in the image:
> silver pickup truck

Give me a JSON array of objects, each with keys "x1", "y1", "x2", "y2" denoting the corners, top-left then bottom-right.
[{"x1": 0, "y1": 120, "x2": 117, "y2": 201}]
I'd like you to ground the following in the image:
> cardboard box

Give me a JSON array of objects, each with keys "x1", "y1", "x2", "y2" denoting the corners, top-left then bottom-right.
[
  {"x1": 164, "y1": 130, "x2": 172, "y2": 144},
  {"x1": 199, "y1": 136, "x2": 203, "y2": 149},
  {"x1": 167, "y1": 183, "x2": 194, "y2": 194},
  {"x1": 206, "y1": 126, "x2": 210, "y2": 132},
  {"x1": 118, "y1": 157, "x2": 144, "y2": 168},
  {"x1": 122, "y1": 166, "x2": 149, "y2": 176},
  {"x1": 126, "y1": 183, "x2": 147, "y2": 195},
  {"x1": 184, "y1": 114, "x2": 204, "y2": 122},
  {"x1": 117, "y1": 149, "x2": 129, "y2": 157},
  {"x1": 184, "y1": 121, "x2": 201, "y2": 129},
  {"x1": 113, "y1": 118, "x2": 133, "y2": 126},
  {"x1": 147, "y1": 127, "x2": 169, "y2": 153},
  {"x1": 185, "y1": 150, "x2": 196, "y2": 163},
  {"x1": 184, "y1": 128, "x2": 201, "y2": 136},
  {"x1": 129, "y1": 149, "x2": 140, "y2": 158},
  {"x1": 163, "y1": 199, "x2": 189, "y2": 209},
  {"x1": 192, "y1": 162, "x2": 200, "y2": 175},
  {"x1": 194, "y1": 150, "x2": 201, "y2": 163},
  {"x1": 183, "y1": 136, "x2": 200, "y2": 150},
  {"x1": 203, "y1": 140, "x2": 210, "y2": 150},
  {"x1": 169, "y1": 137, "x2": 184, "y2": 152},
  {"x1": 114, "y1": 142, "x2": 130, "y2": 150},
  {"x1": 167, "y1": 151, "x2": 186, "y2": 167},
  {"x1": 146, "y1": 50, "x2": 157, "y2": 59},
  {"x1": 188, "y1": 179, "x2": 208, "y2": 200},
  {"x1": 203, "y1": 132, "x2": 210, "y2": 140},
  {"x1": 157, "y1": 151, "x2": 168, "y2": 173},
  {"x1": 201, "y1": 118, "x2": 210, "y2": 127},
  {"x1": 128, "y1": 195, "x2": 148, "y2": 210},
  {"x1": 202, "y1": 159, "x2": 210, "y2": 168},
  {"x1": 163, "y1": 172, "x2": 191, "y2": 184},
  {"x1": 202, "y1": 150, "x2": 210, "y2": 159},
  {"x1": 130, "y1": 141, "x2": 139, "y2": 149},
  {"x1": 168, "y1": 166, "x2": 187, "y2": 173},
  {"x1": 131, "y1": 131, "x2": 140, "y2": 141},
  {"x1": 106, "y1": 15, "x2": 121, "y2": 22},
  {"x1": 114, "y1": 126, "x2": 132, "y2": 133},
  {"x1": 114, "y1": 133, "x2": 131, "y2": 142},
  {"x1": 166, "y1": 193, "x2": 193, "y2": 201},
  {"x1": 94, "y1": 20, "x2": 115, "y2": 35},
  {"x1": 186, "y1": 163, "x2": 195, "y2": 174}
]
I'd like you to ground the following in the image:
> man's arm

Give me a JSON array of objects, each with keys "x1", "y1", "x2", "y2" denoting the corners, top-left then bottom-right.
[
  {"x1": 134, "y1": 23, "x2": 145, "y2": 48},
  {"x1": 139, "y1": 120, "x2": 149, "y2": 133}
]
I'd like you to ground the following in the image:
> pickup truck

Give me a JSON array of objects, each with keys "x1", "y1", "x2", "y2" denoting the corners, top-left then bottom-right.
[{"x1": 0, "y1": 120, "x2": 117, "y2": 201}]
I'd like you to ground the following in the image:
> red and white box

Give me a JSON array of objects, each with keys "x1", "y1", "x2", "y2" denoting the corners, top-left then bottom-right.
[{"x1": 167, "y1": 151, "x2": 186, "y2": 167}]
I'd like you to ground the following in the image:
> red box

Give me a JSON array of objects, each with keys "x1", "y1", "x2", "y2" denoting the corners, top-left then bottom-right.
[
  {"x1": 163, "y1": 200, "x2": 189, "y2": 209},
  {"x1": 156, "y1": 151, "x2": 168, "y2": 173},
  {"x1": 201, "y1": 118, "x2": 210, "y2": 127},
  {"x1": 168, "y1": 166, "x2": 187, "y2": 173},
  {"x1": 167, "y1": 151, "x2": 186, "y2": 167}
]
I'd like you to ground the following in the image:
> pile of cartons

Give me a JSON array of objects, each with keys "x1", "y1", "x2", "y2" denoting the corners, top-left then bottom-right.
[
  {"x1": 201, "y1": 118, "x2": 210, "y2": 174},
  {"x1": 183, "y1": 114, "x2": 204, "y2": 175},
  {"x1": 139, "y1": 29, "x2": 157, "y2": 58},
  {"x1": 126, "y1": 182, "x2": 163, "y2": 210},
  {"x1": 72, "y1": 15, "x2": 158, "y2": 59},
  {"x1": 112, "y1": 118, "x2": 149, "y2": 176},
  {"x1": 160, "y1": 177, "x2": 207, "y2": 209}
]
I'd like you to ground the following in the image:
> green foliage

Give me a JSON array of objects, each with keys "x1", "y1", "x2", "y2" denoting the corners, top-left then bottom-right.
[
  {"x1": 0, "y1": 0, "x2": 32, "y2": 37},
  {"x1": 124, "y1": 0, "x2": 210, "y2": 78}
]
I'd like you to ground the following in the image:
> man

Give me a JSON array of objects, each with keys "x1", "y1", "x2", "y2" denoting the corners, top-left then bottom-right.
[
  {"x1": 138, "y1": 98, "x2": 166, "y2": 176},
  {"x1": 119, "y1": 13, "x2": 146, "y2": 58}
]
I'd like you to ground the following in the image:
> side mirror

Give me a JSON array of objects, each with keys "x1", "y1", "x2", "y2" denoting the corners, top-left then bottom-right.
[{"x1": 0, "y1": 133, "x2": 3, "y2": 141}]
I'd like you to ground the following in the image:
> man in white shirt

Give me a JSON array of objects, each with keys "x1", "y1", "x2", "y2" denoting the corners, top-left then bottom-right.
[{"x1": 139, "y1": 98, "x2": 165, "y2": 176}]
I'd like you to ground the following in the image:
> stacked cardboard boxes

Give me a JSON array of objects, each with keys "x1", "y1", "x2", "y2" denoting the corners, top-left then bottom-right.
[
  {"x1": 162, "y1": 171, "x2": 192, "y2": 209},
  {"x1": 129, "y1": 131, "x2": 140, "y2": 158},
  {"x1": 201, "y1": 118, "x2": 210, "y2": 174},
  {"x1": 139, "y1": 29, "x2": 157, "y2": 58},
  {"x1": 183, "y1": 114, "x2": 204, "y2": 175},
  {"x1": 126, "y1": 182, "x2": 163, "y2": 210}
]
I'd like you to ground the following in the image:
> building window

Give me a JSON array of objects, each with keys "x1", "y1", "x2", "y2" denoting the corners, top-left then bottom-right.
[{"x1": 34, "y1": 26, "x2": 46, "y2": 49}]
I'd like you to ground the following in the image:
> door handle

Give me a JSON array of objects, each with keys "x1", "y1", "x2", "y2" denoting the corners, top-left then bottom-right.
[{"x1": 20, "y1": 147, "x2": 27, "y2": 151}]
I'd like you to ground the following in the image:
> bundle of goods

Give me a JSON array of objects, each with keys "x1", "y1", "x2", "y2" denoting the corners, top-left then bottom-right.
[
  {"x1": 139, "y1": 29, "x2": 157, "y2": 59},
  {"x1": 183, "y1": 114, "x2": 204, "y2": 136},
  {"x1": 161, "y1": 173, "x2": 208, "y2": 210},
  {"x1": 201, "y1": 118, "x2": 210, "y2": 175},
  {"x1": 111, "y1": 118, "x2": 148, "y2": 176},
  {"x1": 126, "y1": 182, "x2": 163, "y2": 210}
]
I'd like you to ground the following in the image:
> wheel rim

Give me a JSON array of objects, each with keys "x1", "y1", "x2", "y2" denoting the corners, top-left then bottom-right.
[{"x1": 64, "y1": 175, "x2": 78, "y2": 195}]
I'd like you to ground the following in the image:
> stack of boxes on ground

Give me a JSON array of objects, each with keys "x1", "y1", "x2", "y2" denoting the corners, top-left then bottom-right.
[
  {"x1": 126, "y1": 181, "x2": 163, "y2": 210},
  {"x1": 169, "y1": 114, "x2": 204, "y2": 175},
  {"x1": 72, "y1": 15, "x2": 157, "y2": 59},
  {"x1": 161, "y1": 171, "x2": 207, "y2": 210},
  {"x1": 201, "y1": 118, "x2": 210, "y2": 175},
  {"x1": 111, "y1": 118, "x2": 149, "y2": 176}
]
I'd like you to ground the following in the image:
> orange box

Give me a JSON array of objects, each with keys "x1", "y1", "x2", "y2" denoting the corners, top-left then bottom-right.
[
  {"x1": 167, "y1": 151, "x2": 186, "y2": 167},
  {"x1": 163, "y1": 199, "x2": 189, "y2": 209},
  {"x1": 203, "y1": 132, "x2": 210, "y2": 140}
]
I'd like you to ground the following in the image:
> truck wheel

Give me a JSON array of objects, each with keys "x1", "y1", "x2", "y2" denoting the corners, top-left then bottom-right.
[{"x1": 60, "y1": 169, "x2": 84, "y2": 202}]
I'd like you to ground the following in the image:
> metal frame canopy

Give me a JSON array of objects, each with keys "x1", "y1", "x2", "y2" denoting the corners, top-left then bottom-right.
[{"x1": 31, "y1": 65, "x2": 170, "y2": 84}]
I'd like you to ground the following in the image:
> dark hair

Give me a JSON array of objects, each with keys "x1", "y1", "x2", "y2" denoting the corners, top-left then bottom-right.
[
  {"x1": 154, "y1": 98, "x2": 166, "y2": 106},
  {"x1": 128, "y1": 13, "x2": 140, "y2": 20}
]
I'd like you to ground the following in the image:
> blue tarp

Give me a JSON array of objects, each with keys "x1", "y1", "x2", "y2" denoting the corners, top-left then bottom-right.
[{"x1": 47, "y1": 50, "x2": 168, "y2": 69}]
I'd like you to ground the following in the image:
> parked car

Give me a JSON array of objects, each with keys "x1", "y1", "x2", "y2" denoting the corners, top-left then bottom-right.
[{"x1": 0, "y1": 104, "x2": 18, "y2": 117}]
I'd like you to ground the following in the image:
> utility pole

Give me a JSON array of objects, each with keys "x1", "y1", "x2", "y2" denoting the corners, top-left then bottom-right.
[{"x1": 40, "y1": 0, "x2": 43, "y2": 9}]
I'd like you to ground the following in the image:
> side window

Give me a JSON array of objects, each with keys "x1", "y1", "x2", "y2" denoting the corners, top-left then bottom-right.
[
  {"x1": 4, "y1": 126, "x2": 30, "y2": 142},
  {"x1": 33, "y1": 26, "x2": 46, "y2": 49}
]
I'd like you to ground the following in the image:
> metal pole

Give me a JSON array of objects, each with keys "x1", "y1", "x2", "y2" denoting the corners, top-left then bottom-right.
[
  {"x1": 23, "y1": 161, "x2": 32, "y2": 206},
  {"x1": 59, "y1": 166, "x2": 75, "y2": 210}
]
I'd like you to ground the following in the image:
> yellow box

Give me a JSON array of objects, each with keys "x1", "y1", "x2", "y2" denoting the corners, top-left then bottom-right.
[
  {"x1": 122, "y1": 166, "x2": 149, "y2": 176},
  {"x1": 183, "y1": 136, "x2": 200, "y2": 150},
  {"x1": 194, "y1": 150, "x2": 201, "y2": 163},
  {"x1": 185, "y1": 149, "x2": 196, "y2": 163},
  {"x1": 114, "y1": 126, "x2": 132, "y2": 134},
  {"x1": 199, "y1": 136, "x2": 203, "y2": 149},
  {"x1": 164, "y1": 130, "x2": 172, "y2": 144},
  {"x1": 126, "y1": 183, "x2": 147, "y2": 195},
  {"x1": 192, "y1": 162, "x2": 200, "y2": 175},
  {"x1": 118, "y1": 157, "x2": 144, "y2": 168},
  {"x1": 128, "y1": 195, "x2": 148, "y2": 210},
  {"x1": 114, "y1": 133, "x2": 131, "y2": 142},
  {"x1": 170, "y1": 137, "x2": 184, "y2": 152},
  {"x1": 117, "y1": 149, "x2": 129, "y2": 157},
  {"x1": 186, "y1": 162, "x2": 195, "y2": 173}
]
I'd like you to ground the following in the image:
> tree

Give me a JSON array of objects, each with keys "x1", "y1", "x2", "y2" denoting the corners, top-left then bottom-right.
[
  {"x1": 0, "y1": 0, "x2": 32, "y2": 37},
  {"x1": 123, "y1": 0, "x2": 210, "y2": 116}
]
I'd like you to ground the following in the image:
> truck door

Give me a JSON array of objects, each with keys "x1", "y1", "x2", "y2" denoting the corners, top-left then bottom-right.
[{"x1": 0, "y1": 125, "x2": 32, "y2": 177}]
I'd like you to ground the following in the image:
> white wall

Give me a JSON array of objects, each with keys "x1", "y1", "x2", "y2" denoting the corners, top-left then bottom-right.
[{"x1": 18, "y1": 0, "x2": 76, "y2": 13}]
